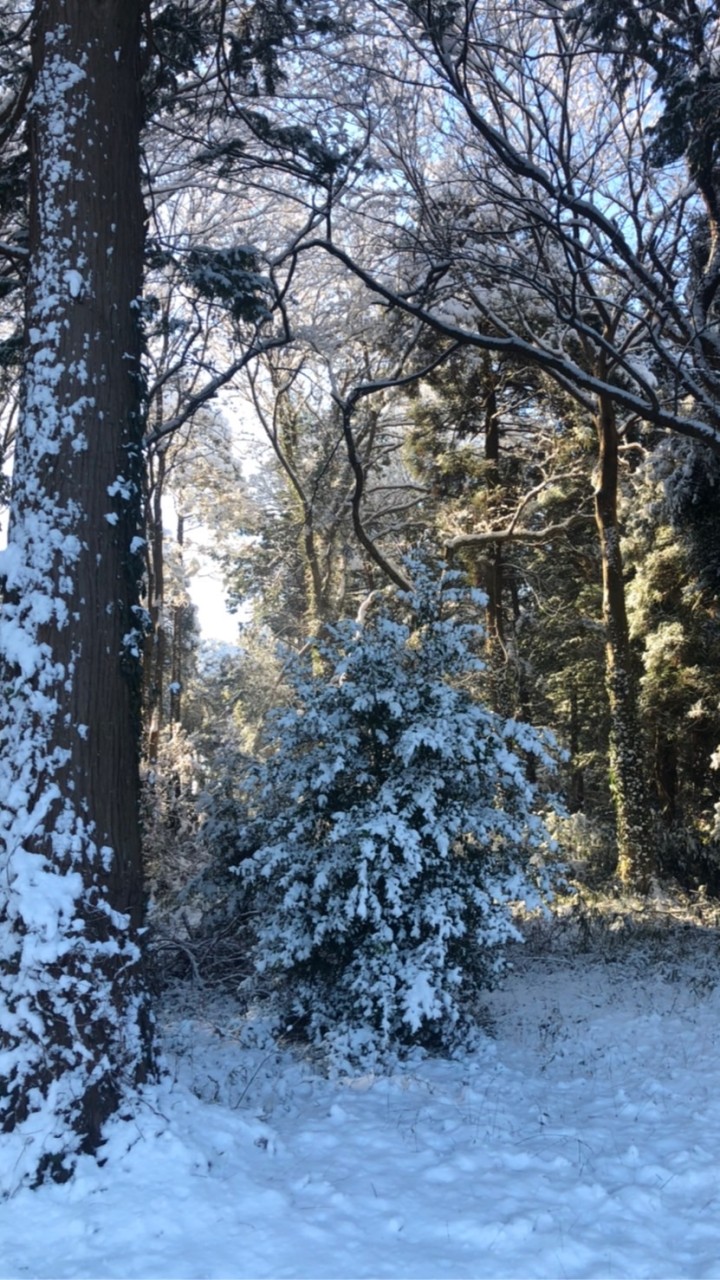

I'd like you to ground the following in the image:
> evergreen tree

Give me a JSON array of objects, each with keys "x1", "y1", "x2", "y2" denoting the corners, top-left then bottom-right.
[
  {"x1": 232, "y1": 562, "x2": 558, "y2": 1065},
  {"x1": 625, "y1": 439, "x2": 720, "y2": 875}
]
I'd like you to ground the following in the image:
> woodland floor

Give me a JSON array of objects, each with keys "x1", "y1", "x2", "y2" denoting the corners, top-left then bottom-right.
[{"x1": 2, "y1": 891, "x2": 720, "y2": 1278}]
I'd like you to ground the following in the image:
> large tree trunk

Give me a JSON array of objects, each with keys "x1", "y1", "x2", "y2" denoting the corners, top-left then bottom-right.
[
  {"x1": 594, "y1": 393, "x2": 654, "y2": 891},
  {"x1": 0, "y1": 0, "x2": 153, "y2": 1191}
]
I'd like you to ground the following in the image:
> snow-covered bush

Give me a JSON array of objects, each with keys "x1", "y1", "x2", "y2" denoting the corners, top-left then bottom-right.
[{"x1": 234, "y1": 563, "x2": 559, "y2": 1064}]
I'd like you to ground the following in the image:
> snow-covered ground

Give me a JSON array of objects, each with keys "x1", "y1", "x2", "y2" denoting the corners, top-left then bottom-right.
[{"x1": 3, "y1": 904, "x2": 720, "y2": 1279}]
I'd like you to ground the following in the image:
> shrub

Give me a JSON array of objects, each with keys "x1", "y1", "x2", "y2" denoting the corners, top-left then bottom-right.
[{"x1": 233, "y1": 563, "x2": 559, "y2": 1064}]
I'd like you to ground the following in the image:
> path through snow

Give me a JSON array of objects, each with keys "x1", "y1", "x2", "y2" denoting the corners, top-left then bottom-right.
[{"x1": 2, "y1": 910, "x2": 720, "y2": 1278}]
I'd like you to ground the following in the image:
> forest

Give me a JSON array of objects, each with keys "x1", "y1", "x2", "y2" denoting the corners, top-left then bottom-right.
[{"x1": 1, "y1": 1, "x2": 720, "y2": 1271}]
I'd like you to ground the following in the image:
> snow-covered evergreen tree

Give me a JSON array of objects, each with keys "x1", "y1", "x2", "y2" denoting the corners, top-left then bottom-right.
[{"x1": 234, "y1": 562, "x2": 558, "y2": 1064}]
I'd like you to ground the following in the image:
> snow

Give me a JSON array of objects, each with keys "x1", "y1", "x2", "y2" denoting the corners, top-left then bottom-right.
[
  {"x1": 3, "y1": 912, "x2": 720, "y2": 1278},
  {"x1": 64, "y1": 269, "x2": 84, "y2": 299}
]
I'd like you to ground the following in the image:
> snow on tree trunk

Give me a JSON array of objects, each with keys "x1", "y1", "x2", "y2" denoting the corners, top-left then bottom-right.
[
  {"x1": 0, "y1": 0, "x2": 152, "y2": 1191},
  {"x1": 594, "y1": 393, "x2": 654, "y2": 892}
]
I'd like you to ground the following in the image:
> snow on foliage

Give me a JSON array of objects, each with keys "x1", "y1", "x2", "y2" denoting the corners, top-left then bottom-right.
[
  {"x1": 184, "y1": 244, "x2": 270, "y2": 323},
  {"x1": 232, "y1": 561, "x2": 559, "y2": 1065}
]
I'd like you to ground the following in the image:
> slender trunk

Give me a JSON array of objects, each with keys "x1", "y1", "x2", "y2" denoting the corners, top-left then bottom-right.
[
  {"x1": 303, "y1": 505, "x2": 328, "y2": 632},
  {"x1": 144, "y1": 450, "x2": 168, "y2": 763},
  {"x1": 484, "y1": 542, "x2": 512, "y2": 715},
  {"x1": 654, "y1": 728, "x2": 678, "y2": 824},
  {"x1": 480, "y1": 371, "x2": 510, "y2": 713},
  {"x1": 510, "y1": 575, "x2": 536, "y2": 783},
  {"x1": 594, "y1": 394, "x2": 654, "y2": 890},
  {"x1": 169, "y1": 514, "x2": 185, "y2": 724},
  {"x1": 568, "y1": 682, "x2": 585, "y2": 813},
  {"x1": 0, "y1": 0, "x2": 152, "y2": 1190}
]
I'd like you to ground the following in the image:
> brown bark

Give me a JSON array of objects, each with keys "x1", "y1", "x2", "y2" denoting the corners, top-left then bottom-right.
[
  {"x1": 654, "y1": 729, "x2": 678, "y2": 824},
  {"x1": 144, "y1": 448, "x2": 168, "y2": 762},
  {"x1": 170, "y1": 513, "x2": 185, "y2": 724},
  {"x1": 594, "y1": 394, "x2": 654, "y2": 890},
  {"x1": 480, "y1": 372, "x2": 511, "y2": 715},
  {"x1": 568, "y1": 682, "x2": 585, "y2": 813},
  {"x1": 0, "y1": 0, "x2": 153, "y2": 1183},
  {"x1": 24, "y1": 0, "x2": 147, "y2": 920}
]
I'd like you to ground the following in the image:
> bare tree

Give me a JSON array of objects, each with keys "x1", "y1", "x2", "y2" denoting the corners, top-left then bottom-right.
[{"x1": 285, "y1": 0, "x2": 720, "y2": 888}]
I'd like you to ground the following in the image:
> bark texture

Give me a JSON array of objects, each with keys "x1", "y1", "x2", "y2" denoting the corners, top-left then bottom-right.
[
  {"x1": 0, "y1": 0, "x2": 152, "y2": 1191},
  {"x1": 594, "y1": 394, "x2": 654, "y2": 891}
]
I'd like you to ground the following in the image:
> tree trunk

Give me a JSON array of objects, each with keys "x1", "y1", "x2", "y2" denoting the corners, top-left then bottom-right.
[
  {"x1": 594, "y1": 394, "x2": 654, "y2": 891},
  {"x1": 480, "y1": 371, "x2": 510, "y2": 713},
  {"x1": 0, "y1": 0, "x2": 153, "y2": 1190},
  {"x1": 144, "y1": 447, "x2": 168, "y2": 763},
  {"x1": 568, "y1": 682, "x2": 585, "y2": 813},
  {"x1": 170, "y1": 514, "x2": 185, "y2": 724},
  {"x1": 653, "y1": 728, "x2": 678, "y2": 824}
]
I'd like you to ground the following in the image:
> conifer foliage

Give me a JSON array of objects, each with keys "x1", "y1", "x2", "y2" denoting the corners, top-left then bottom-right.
[{"x1": 234, "y1": 563, "x2": 557, "y2": 1064}]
